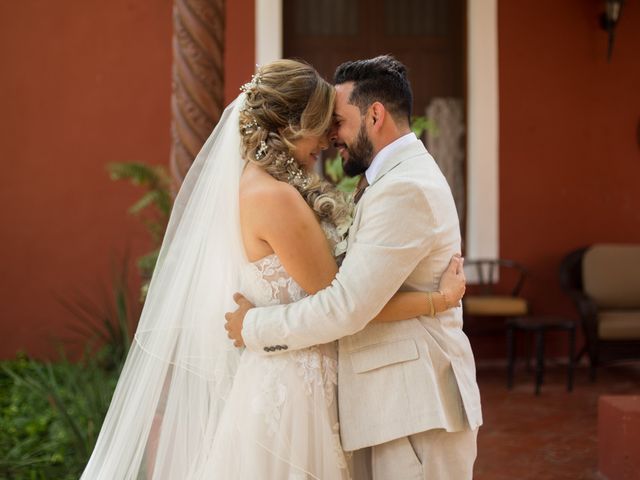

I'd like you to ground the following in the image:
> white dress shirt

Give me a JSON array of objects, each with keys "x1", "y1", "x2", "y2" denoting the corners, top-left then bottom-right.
[{"x1": 364, "y1": 132, "x2": 418, "y2": 185}]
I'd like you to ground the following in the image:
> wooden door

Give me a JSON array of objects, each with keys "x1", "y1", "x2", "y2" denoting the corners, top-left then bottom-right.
[
  {"x1": 283, "y1": 0, "x2": 467, "y2": 234},
  {"x1": 283, "y1": 0, "x2": 465, "y2": 116}
]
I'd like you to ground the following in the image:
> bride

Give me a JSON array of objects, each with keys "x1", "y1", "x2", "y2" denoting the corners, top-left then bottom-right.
[{"x1": 81, "y1": 59, "x2": 465, "y2": 479}]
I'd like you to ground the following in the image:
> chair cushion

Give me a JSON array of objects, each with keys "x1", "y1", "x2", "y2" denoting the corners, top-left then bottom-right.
[
  {"x1": 464, "y1": 295, "x2": 528, "y2": 316},
  {"x1": 583, "y1": 245, "x2": 640, "y2": 309},
  {"x1": 598, "y1": 310, "x2": 640, "y2": 340}
]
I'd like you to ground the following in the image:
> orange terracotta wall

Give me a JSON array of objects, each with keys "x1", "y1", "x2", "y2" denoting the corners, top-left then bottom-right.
[
  {"x1": 0, "y1": 1, "x2": 175, "y2": 359},
  {"x1": 5, "y1": 0, "x2": 636, "y2": 361},
  {"x1": 0, "y1": 1, "x2": 255, "y2": 359},
  {"x1": 478, "y1": 0, "x2": 640, "y2": 358},
  {"x1": 224, "y1": 0, "x2": 255, "y2": 103}
]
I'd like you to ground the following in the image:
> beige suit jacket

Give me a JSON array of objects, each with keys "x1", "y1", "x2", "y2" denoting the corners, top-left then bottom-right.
[{"x1": 242, "y1": 138, "x2": 483, "y2": 451}]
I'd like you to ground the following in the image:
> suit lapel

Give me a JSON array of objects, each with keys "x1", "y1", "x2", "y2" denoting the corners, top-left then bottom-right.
[{"x1": 348, "y1": 139, "x2": 428, "y2": 246}]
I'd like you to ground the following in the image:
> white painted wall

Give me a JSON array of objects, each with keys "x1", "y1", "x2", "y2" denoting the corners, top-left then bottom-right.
[
  {"x1": 466, "y1": 0, "x2": 499, "y2": 262},
  {"x1": 255, "y1": 0, "x2": 283, "y2": 65}
]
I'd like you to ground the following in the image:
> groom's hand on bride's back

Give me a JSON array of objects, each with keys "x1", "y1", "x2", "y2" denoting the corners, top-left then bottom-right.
[{"x1": 224, "y1": 293, "x2": 254, "y2": 347}]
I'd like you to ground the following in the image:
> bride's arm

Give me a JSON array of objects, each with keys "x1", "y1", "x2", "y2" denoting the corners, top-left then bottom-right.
[
  {"x1": 373, "y1": 256, "x2": 465, "y2": 323},
  {"x1": 246, "y1": 180, "x2": 338, "y2": 294},
  {"x1": 246, "y1": 181, "x2": 464, "y2": 322}
]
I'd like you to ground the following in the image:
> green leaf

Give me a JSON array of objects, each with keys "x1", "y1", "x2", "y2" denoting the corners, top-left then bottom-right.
[
  {"x1": 1, "y1": 355, "x2": 122, "y2": 479},
  {"x1": 106, "y1": 162, "x2": 170, "y2": 188},
  {"x1": 128, "y1": 191, "x2": 158, "y2": 215},
  {"x1": 107, "y1": 161, "x2": 173, "y2": 291},
  {"x1": 337, "y1": 175, "x2": 360, "y2": 193},
  {"x1": 137, "y1": 249, "x2": 160, "y2": 278},
  {"x1": 411, "y1": 115, "x2": 438, "y2": 138},
  {"x1": 324, "y1": 155, "x2": 344, "y2": 183}
]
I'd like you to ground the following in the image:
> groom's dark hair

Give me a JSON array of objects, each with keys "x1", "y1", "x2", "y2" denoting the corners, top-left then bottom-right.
[{"x1": 333, "y1": 55, "x2": 413, "y2": 125}]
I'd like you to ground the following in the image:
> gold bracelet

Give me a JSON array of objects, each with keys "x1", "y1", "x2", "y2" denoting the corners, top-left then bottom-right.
[{"x1": 427, "y1": 292, "x2": 435, "y2": 317}]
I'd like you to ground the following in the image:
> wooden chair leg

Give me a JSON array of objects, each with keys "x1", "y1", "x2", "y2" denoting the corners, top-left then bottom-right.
[
  {"x1": 589, "y1": 348, "x2": 598, "y2": 382},
  {"x1": 567, "y1": 326, "x2": 575, "y2": 392},
  {"x1": 535, "y1": 330, "x2": 544, "y2": 395},
  {"x1": 575, "y1": 344, "x2": 586, "y2": 363},
  {"x1": 525, "y1": 332, "x2": 533, "y2": 373},
  {"x1": 507, "y1": 325, "x2": 516, "y2": 389}
]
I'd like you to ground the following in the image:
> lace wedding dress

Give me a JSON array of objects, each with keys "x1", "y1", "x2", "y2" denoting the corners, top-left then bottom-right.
[
  {"x1": 80, "y1": 95, "x2": 351, "y2": 479},
  {"x1": 200, "y1": 224, "x2": 351, "y2": 479}
]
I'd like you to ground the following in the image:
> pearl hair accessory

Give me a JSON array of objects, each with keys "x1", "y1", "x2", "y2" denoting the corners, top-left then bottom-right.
[
  {"x1": 255, "y1": 141, "x2": 268, "y2": 160},
  {"x1": 240, "y1": 71, "x2": 262, "y2": 94},
  {"x1": 239, "y1": 69, "x2": 311, "y2": 190},
  {"x1": 240, "y1": 118, "x2": 259, "y2": 136},
  {"x1": 239, "y1": 71, "x2": 263, "y2": 136},
  {"x1": 275, "y1": 153, "x2": 311, "y2": 189}
]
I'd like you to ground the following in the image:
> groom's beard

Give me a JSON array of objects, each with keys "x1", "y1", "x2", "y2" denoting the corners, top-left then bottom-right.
[{"x1": 341, "y1": 122, "x2": 374, "y2": 177}]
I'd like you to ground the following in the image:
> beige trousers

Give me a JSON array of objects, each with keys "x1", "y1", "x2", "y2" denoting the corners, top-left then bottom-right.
[{"x1": 351, "y1": 428, "x2": 478, "y2": 480}]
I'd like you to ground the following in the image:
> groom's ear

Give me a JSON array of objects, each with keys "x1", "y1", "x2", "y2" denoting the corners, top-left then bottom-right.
[{"x1": 369, "y1": 102, "x2": 385, "y2": 131}]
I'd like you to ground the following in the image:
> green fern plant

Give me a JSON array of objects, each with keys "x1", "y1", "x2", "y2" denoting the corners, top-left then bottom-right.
[{"x1": 107, "y1": 162, "x2": 173, "y2": 298}]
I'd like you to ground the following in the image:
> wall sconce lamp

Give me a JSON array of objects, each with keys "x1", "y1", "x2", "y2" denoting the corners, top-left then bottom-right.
[{"x1": 600, "y1": 0, "x2": 624, "y2": 62}]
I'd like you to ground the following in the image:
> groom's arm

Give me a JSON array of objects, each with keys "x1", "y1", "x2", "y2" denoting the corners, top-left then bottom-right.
[{"x1": 241, "y1": 179, "x2": 438, "y2": 353}]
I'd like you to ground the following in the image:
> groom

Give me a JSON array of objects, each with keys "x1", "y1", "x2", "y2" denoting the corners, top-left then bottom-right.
[{"x1": 226, "y1": 55, "x2": 482, "y2": 479}]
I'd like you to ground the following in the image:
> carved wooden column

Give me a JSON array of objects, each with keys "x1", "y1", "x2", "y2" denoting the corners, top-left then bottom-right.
[
  {"x1": 171, "y1": 0, "x2": 225, "y2": 183},
  {"x1": 426, "y1": 98, "x2": 466, "y2": 238}
]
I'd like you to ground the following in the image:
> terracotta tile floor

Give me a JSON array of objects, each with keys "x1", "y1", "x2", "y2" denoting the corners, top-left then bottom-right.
[{"x1": 473, "y1": 362, "x2": 640, "y2": 479}]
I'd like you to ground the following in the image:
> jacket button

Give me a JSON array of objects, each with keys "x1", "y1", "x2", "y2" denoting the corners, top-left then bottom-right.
[
  {"x1": 263, "y1": 347, "x2": 270, "y2": 352},
  {"x1": 282, "y1": 345, "x2": 288, "y2": 350}
]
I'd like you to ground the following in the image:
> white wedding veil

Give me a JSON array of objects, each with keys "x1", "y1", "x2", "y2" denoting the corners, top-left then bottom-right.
[{"x1": 81, "y1": 94, "x2": 248, "y2": 479}]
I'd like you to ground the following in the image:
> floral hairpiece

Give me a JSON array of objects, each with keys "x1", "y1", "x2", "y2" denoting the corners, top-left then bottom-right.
[
  {"x1": 240, "y1": 117, "x2": 259, "y2": 136},
  {"x1": 239, "y1": 70, "x2": 263, "y2": 137},
  {"x1": 255, "y1": 141, "x2": 268, "y2": 160},
  {"x1": 275, "y1": 153, "x2": 311, "y2": 189},
  {"x1": 240, "y1": 71, "x2": 262, "y2": 94},
  {"x1": 238, "y1": 70, "x2": 311, "y2": 189}
]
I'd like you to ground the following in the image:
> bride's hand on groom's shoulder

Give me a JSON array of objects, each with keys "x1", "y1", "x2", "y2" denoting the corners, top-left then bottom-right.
[
  {"x1": 224, "y1": 293, "x2": 254, "y2": 348},
  {"x1": 439, "y1": 255, "x2": 466, "y2": 307}
]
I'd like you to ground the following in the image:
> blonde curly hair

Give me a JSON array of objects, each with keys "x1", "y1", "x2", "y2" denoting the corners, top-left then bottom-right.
[{"x1": 239, "y1": 59, "x2": 350, "y2": 227}]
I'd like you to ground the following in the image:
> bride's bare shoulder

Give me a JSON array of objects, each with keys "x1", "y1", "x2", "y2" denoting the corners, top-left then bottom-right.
[{"x1": 240, "y1": 164, "x2": 308, "y2": 219}]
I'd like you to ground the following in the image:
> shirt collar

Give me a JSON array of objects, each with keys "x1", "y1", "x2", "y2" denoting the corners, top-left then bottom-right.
[{"x1": 364, "y1": 132, "x2": 417, "y2": 185}]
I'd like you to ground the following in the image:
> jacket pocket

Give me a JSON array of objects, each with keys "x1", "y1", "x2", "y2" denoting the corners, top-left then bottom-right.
[{"x1": 349, "y1": 338, "x2": 419, "y2": 373}]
